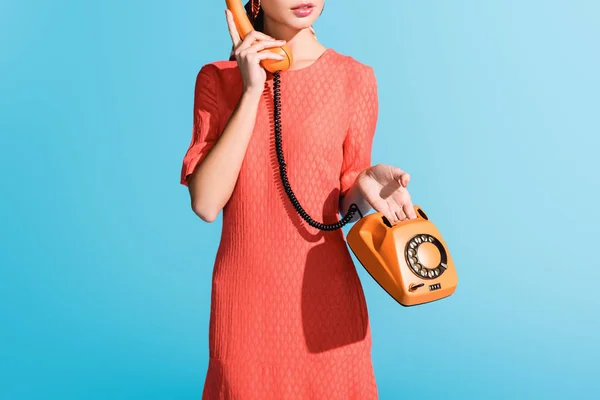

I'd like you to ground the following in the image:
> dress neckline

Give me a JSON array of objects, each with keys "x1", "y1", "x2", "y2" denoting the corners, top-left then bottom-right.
[{"x1": 277, "y1": 47, "x2": 334, "y2": 75}]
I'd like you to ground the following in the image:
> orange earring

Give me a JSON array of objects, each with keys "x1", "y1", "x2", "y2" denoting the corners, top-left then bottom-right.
[{"x1": 251, "y1": 0, "x2": 261, "y2": 22}]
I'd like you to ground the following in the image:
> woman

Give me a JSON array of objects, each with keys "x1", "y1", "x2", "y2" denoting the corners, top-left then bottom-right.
[{"x1": 180, "y1": 1, "x2": 417, "y2": 398}]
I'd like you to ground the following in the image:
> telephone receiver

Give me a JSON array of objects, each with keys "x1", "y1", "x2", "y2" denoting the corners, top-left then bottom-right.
[{"x1": 226, "y1": 0, "x2": 293, "y2": 72}]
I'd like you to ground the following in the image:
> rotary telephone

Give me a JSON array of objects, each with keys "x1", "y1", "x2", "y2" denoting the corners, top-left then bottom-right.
[{"x1": 225, "y1": 0, "x2": 458, "y2": 306}]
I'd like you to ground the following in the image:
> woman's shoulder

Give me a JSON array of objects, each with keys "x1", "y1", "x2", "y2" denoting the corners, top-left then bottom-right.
[
  {"x1": 197, "y1": 59, "x2": 240, "y2": 80},
  {"x1": 330, "y1": 47, "x2": 370, "y2": 65},
  {"x1": 193, "y1": 59, "x2": 242, "y2": 97},
  {"x1": 199, "y1": 59, "x2": 239, "y2": 74},
  {"x1": 328, "y1": 48, "x2": 377, "y2": 87}
]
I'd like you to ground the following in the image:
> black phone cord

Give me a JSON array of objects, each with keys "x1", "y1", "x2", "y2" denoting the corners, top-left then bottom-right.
[{"x1": 272, "y1": 70, "x2": 363, "y2": 231}]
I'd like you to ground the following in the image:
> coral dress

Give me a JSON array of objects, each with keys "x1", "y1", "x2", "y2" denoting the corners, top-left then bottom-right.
[{"x1": 180, "y1": 47, "x2": 379, "y2": 399}]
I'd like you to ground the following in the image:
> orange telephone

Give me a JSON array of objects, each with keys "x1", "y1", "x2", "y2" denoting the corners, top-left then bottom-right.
[
  {"x1": 346, "y1": 207, "x2": 458, "y2": 306},
  {"x1": 226, "y1": 0, "x2": 458, "y2": 306}
]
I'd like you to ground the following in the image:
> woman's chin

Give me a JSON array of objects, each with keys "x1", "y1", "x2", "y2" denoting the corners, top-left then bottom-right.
[
  {"x1": 283, "y1": 21, "x2": 315, "y2": 33},
  {"x1": 279, "y1": 16, "x2": 316, "y2": 30}
]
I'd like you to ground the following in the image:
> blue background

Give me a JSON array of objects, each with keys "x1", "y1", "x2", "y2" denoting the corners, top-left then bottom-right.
[{"x1": 2, "y1": 0, "x2": 599, "y2": 398}]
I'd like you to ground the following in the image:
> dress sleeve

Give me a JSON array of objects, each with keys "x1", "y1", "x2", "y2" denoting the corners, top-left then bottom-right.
[
  {"x1": 180, "y1": 65, "x2": 221, "y2": 186},
  {"x1": 339, "y1": 65, "x2": 379, "y2": 198}
]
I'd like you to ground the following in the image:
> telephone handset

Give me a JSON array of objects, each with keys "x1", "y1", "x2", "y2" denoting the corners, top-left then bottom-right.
[{"x1": 226, "y1": 0, "x2": 293, "y2": 73}]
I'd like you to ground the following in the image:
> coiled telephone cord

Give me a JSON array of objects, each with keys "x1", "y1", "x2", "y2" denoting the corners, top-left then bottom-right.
[{"x1": 272, "y1": 70, "x2": 363, "y2": 231}]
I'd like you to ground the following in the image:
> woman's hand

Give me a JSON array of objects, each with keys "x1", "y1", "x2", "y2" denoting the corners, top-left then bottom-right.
[
  {"x1": 357, "y1": 164, "x2": 418, "y2": 225},
  {"x1": 225, "y1": 9, "x2": 287, "y2": 95}
]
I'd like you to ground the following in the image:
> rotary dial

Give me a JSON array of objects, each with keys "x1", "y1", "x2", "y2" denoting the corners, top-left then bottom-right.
[{"x1": 405, "y1": 234, "x2": 448, "y2": 279}]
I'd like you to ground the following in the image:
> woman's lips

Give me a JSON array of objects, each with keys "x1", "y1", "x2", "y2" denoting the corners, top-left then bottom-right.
[{"x1": 291, "y1": 4, "x2": 314, "y2": 18}]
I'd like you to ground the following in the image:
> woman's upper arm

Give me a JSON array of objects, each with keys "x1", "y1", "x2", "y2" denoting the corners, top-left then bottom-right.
[{"x1": 339, "y1": 64, "x2": 379, "y2": 198}]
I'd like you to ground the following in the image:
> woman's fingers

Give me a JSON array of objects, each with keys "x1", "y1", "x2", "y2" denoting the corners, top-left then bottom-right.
[
  {"x1": 247, "y1": 51, "x2": 286, "y2": 64},
  {"x1": 241, "y1": 39, "x2": 287, "y2": 55},
  {"x1": 225, "y1": 10, "x2": 241, "y2": 47},
  {"x1": 395, "y1": 186, "x2": 417, "y2": 219},
  {"x1": 236, "y1": 30, "x2": 279, "y2": 52},
  {"x1": 391, "y1": 166, "x2": 410, "y2": 187},
  {"x1": 399, "y1": 173, "x2": 410, "y2": 187},
  {"x1": 402, "y1": 199, "x2": 418, "y2": 220},
  {"x1": 391, "y1": 203, "x2": 407, "y2": 223},
  {"x1": 385, "y1": 206, "x2": 398, "y2": 225},
  {"x1": 256, "y1": 51, "x2": 286, "y2": 60},
  {"x1": 248, "y1": 30, "x2": 277, "y2": 42},
  {"x1": 378, "y1": 200, "x2": 401, "y2": 225},
  {"x1": 386, "y1": 194, "x2": 416, "y2": 224},
  {"x1": 363, "y1": 193, "x2": 391, "y2": 223},
  {"x1": 359, "y1": 173, "x2": 417, "y2": 224}
]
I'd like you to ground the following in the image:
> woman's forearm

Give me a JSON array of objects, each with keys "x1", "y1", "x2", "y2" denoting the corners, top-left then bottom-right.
[
  {"x1": 187, "y1": 89, "x2": 263, "y2": 222},
  {"x1": 339, "y1": 170, "x2": 372, "y2": 223}
]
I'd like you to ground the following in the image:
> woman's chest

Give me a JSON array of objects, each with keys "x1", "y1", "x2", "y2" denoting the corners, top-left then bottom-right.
[
  {"x1": 220, "y1": 74, "x2": 353, "y2": 198},
  {"x1": 251, "y1": 77, "x2": 350, "y2": 162}
]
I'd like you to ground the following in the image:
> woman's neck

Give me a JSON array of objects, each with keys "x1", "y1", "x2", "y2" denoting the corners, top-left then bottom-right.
[{"x1": 263, "y1": 18, "x2": 326, "y2": 68}]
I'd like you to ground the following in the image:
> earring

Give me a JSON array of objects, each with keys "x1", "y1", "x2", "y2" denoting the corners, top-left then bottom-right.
[{"x1": 251, "y1": 0, "x2": 261, "y2": 22}]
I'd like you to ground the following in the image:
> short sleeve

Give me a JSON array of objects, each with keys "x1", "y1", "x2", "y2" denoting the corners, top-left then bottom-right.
[
  {"x1": 180, "y1": 65, "x2": 221, "y2": 186},
  {"x1": 339, "y1": 65, "x2": 379, "y2": 198}
]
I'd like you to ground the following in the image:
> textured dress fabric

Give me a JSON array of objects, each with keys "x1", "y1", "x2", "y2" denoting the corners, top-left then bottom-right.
[{"x1": 180, "y1": 48, "x2": 379, "y2": 399}]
